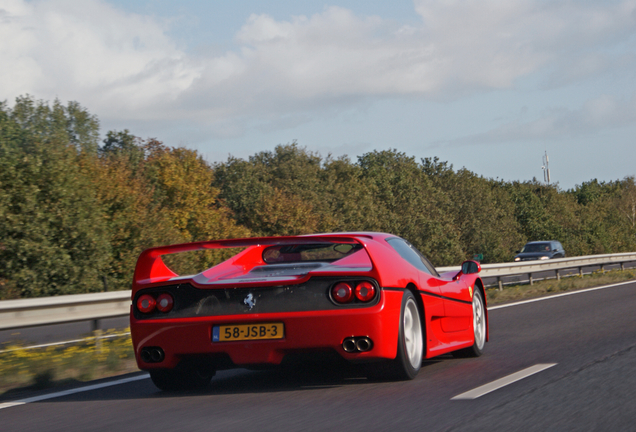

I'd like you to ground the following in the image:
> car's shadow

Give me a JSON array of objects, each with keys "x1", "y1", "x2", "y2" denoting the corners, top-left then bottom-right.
[
  {"x1": 16, "y1": 355, "x2": 449, "y2": 403},
  {"x1": 156, "y1": 355, "x2": 447, "y2": 398}
]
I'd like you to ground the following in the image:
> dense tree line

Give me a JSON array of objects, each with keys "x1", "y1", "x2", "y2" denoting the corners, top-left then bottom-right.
[
  {"x1": 0, "y1": 97, "x2": 248, "y2": 298},
  {"x1": 1, "y1": 96, "x2": 635, "y2": 298}
]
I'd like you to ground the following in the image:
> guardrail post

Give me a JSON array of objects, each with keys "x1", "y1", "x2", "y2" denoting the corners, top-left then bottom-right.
[
  {"x1": 621, "y1": 262, "x2": 625, "y2": 271},
  {"x1": 92, "y1": 319, "x2": 102, "y2": 353},
  {"x1": 601, "y1": 264, "x2": 605, "y2": 273},
  {"x1": 579, "y1": 267, "x2": 583, "y2": 277},
  {"x1": 556, "y1": 269, "x2": 560, "y2": 281},
  {"x1": 529, "y1": 274, "x2": 533, "y2": 285},
  {"x1": 497, "y1": 277, "x2": 503, "y2": 291}
]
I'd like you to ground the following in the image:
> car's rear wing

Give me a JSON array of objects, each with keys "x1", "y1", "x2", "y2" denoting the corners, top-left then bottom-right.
[{"x1": 133, "y1": 234, "x2": 373, "y2": 288}]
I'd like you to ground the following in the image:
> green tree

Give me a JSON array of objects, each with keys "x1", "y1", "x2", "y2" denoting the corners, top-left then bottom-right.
[
  {"x1": 143, "y1": 142, "x2": 250, "y2": 274},
  {"x1": 616, "y1": 177, "x2": 636, "y2": 230},
  {"x1": 356, "y1": 150, "x2": 463, "y2": 266},
  {"x1": 214, "y1": 144, "x2": 331, "y2": 236},
  {"x1": 87, "y1": 137, "x2": 179, "y2": 291},
  {"x1": 0, "y1": 96, "x2": 110, "y2": 298},
  {"x1": 422, "y1": 157, "x2": 523, "y2": 263}
]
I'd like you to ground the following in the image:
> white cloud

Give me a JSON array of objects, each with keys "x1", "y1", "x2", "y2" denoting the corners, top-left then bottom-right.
[
  {"x1": 434, "y1": 93, "x2": 636, "y2": 147},
  {"x1": 1, "y1": 0, "x2": 636, "y2": 138},
  {"x1": 0, "y1": 0, "x2": 200, "y2": 119}
]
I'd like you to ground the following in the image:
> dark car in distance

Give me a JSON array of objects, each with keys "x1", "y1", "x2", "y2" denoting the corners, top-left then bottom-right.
[{"x1": 514, "y1": 241, "x2": 565, "y2": 262}]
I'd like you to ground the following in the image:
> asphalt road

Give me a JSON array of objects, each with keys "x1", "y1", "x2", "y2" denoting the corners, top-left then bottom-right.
[{"x1": 2, "y1": 280, "x2": 636, "y2": 431}]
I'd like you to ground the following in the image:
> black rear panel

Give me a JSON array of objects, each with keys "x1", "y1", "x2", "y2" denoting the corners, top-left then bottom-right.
[{"x1": 133, "y1": 277, "x2": 380, "y2": 320}]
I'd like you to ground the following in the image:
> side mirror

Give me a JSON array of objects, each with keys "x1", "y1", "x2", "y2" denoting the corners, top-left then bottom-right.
[
  {"x1": 454, "y1": 260, "x2": 481, "y2": 280},
  {"x1": 462, "y1": 260, "x2": 481, "y2": 274},
  {"x1": 515, "y1": 250, "x2": 520, "y2": 254}
]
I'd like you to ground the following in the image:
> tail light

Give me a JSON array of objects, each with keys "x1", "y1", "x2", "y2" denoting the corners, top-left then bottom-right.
[
  {"x1": 137, "y1": 294, "x2": 156, "y2": 313},
  {"x1": 332, "y1": 282, "x2": 353, "y2": 303},
  {"x1": 355, "y1": 281, "x2": 376, "y2": 302},
  {"x1": 156, "y1": 293, "x2": 174, "y2": 313}
]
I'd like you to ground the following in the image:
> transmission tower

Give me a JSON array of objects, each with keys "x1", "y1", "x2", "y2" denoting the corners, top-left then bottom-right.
[{"x1": 541, "y1": 151, "x2": 551, "y2": 185}]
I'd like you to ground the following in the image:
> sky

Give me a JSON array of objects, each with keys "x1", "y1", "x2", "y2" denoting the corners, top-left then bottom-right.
[{"x1": 1, "y1": 0, "x2": 636, "y2": 189}]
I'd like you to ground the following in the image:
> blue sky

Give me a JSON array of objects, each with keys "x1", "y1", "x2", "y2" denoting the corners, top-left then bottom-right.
[{"x1": 2, "y1": 0, "x2": 636, "y2": 189}]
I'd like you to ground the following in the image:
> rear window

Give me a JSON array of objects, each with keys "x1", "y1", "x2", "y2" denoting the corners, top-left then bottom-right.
[
  {"x1": 262, "y1": 243, "x2": 362, "y2": 264},
  {"x1": 386, "y1": 238, "x2": 438, "y2": 276},
  {"x1": 521, "y1": 243, "x2": 552, "y2": 253}
]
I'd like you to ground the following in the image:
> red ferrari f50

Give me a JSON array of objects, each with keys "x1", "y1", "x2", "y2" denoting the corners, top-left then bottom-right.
[{"x1": 130, "y1": 232, "x2": 488, "y2": 390}]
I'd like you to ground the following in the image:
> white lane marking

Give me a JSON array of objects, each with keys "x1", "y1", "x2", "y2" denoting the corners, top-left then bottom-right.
[
  {"x1": 488, "y1": 280, "x2": 636, "y2": 311},
  {"x1": 451, "y1": 363, "x2": 557, "y2": 400},
  {"x1": 0, "y1": 374, "x2": 149, "y2": 410}
]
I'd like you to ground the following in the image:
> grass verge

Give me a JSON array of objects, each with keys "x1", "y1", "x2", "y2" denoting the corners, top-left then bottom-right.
[
  {"x1": 0, "y1": 329, "x2": 139, "y2": 398},
  {"x1": 486, "y1": 268, "x2": 636, "y2": 305}
]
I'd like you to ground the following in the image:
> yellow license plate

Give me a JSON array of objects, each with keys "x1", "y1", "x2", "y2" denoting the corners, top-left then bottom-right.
[{"x1": 212, "y1": 323, "x2": 284, "y2": 342}]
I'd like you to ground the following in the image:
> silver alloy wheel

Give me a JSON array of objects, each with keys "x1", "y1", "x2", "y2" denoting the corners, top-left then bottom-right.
[
  {"x1": 473, "y1": 291, "x2": 486, "y2": 351},
  {"x1": 403, "y1": 298, "x2": 423, "y2": 369}
]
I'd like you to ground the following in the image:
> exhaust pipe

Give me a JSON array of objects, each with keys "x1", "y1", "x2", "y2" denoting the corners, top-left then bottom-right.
[
  {"x1": 342, "y1": 337, "x2": 373, "y2": 353},
  {"x1": 140, "y1": 349, "x2": 152, "y2": 363},
  {"x1": 342, "y1": 338, "x2": 357, "y2": 353},
  {"x1": 140, "y1": 347, "x2": 165, "y2": 363},
  {"x1": 150, "y1": 347, "x2": 165, "y2": 362},
  {"x1": 355, "y1": 337, "x2": 373, "y2": 352}
]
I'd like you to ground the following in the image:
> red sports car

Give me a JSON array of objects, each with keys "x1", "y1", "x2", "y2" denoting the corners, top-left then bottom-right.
[{"x1": 130, "y1": 232, "x2": 488, "y2": 390}]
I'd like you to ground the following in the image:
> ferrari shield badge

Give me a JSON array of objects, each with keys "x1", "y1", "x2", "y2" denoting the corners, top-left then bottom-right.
[
  {"x1": 244, "y1": 293, "x2": 256, "y2": 310},
  {"x1": 468, "y1": 286, "x2": 473, "y2": 299}
]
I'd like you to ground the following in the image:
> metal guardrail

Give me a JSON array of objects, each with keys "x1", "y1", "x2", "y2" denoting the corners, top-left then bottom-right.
[
  {"x1": 1, "y1": 252, "x2": 635, "y2": 331},
  {"x1": 437, "y1": 252, "x2": 636, "y2": 289},
  {"x1": 0, "y1": 291, "x2": 131, "y2": 331}
]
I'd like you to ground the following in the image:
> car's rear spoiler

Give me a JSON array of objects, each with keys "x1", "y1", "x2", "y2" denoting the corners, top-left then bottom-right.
[{"x1": 133, "y1": 234, "x2": 372, "y2": 287}]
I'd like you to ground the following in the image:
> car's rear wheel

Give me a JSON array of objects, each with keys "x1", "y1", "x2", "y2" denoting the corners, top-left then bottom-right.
[
  {"x1": 452, "y1": 289, "x2": 486, "y2": 358},
  {"x1": 367, "y1": 290, "x2": 423, "y2": 381},
  {"x1": 150, "y1": 366, "x2": 215, "y2": 391}
]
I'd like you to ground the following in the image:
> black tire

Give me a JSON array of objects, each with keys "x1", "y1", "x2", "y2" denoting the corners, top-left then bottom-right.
[
  {"x1": 150, "y1": 366, "x2": 215, "y2": 391},
  {"x1": 149, "y1": 369, "x2": 183, "y2": 391},
  {"x1": 367, "y1": 290, "x2": 424, "y2": 381},
  {"x1": 452, "y1": 289, "x2": 486, "y2": 358}
]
